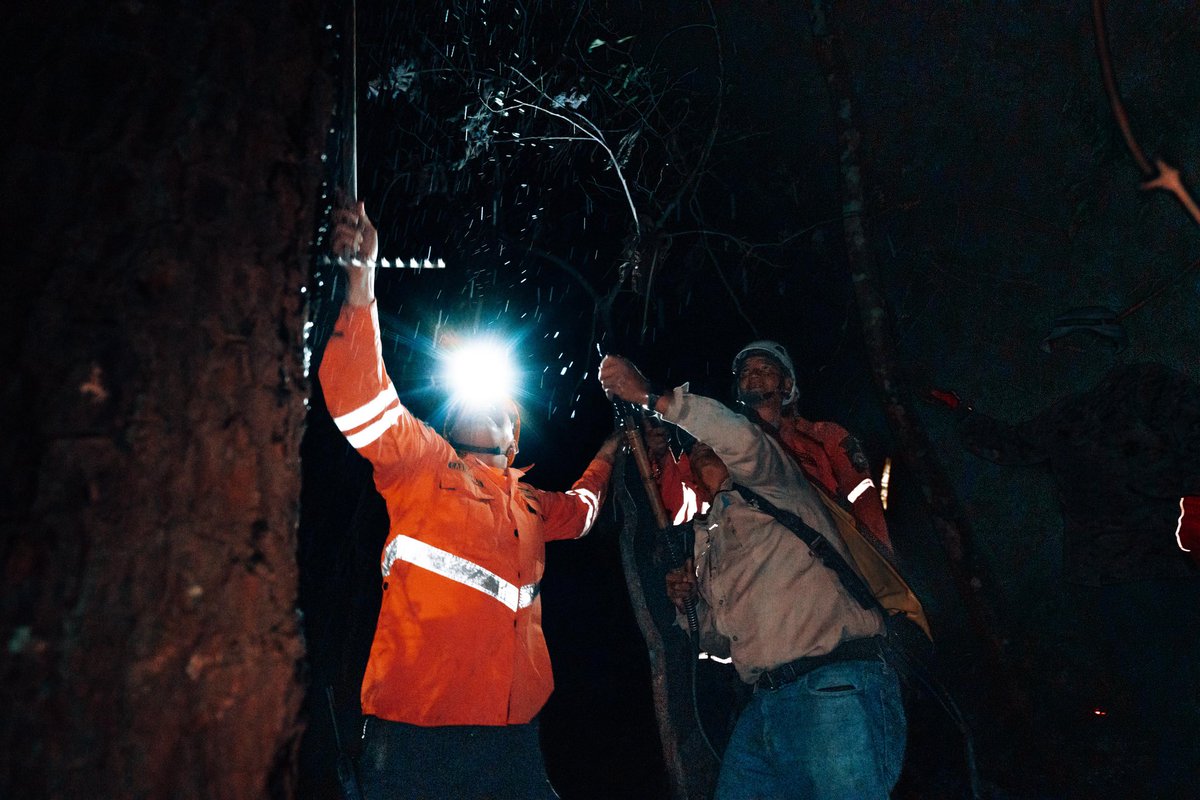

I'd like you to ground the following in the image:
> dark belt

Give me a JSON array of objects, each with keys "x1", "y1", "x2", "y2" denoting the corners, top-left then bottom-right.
[{"x1": 755, "y1": 636, "x2": 883, "y2": 691}]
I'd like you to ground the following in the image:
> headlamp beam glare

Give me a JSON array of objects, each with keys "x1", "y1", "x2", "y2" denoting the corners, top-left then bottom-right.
[{"x1": 443, "y1": 338, "x2": 517, "y2": 409}]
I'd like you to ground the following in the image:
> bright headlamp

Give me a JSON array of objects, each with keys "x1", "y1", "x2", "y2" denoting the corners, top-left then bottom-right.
[{"x1": 440, "y1": 337, "x2": 518, "y2": 409}]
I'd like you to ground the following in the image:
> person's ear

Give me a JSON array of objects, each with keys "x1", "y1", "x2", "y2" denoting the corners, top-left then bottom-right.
[{"x1": 783, "y1": 376, "x2": 794, "y2": 395}]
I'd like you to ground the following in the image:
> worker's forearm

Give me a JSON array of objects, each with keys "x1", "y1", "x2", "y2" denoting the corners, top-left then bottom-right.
[{"x1": 344, "y1": 265, "x2": 376, "y2": 306}]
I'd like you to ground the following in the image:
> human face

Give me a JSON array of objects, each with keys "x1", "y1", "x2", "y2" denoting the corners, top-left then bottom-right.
[
  {"x1": 448, "y1": 405, "x2": 516, "y2": 468},
  {"x1": 689, "y1": 442, "x2": 729, "y2": 495},
  {"x1": 737, "y1": 354, "x2": 792, "y2": 407}
]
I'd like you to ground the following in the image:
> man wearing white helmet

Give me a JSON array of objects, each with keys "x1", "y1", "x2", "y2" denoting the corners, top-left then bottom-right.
[
  {"x1": 731, "y1": 340, "x2": 893, "y2": 552},
  {"x1": 599, "y1": 354, "x2": 908, "y2": 800}
]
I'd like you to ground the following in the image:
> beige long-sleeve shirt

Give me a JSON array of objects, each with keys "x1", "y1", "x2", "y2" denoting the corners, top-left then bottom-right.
[{"x1": 661, "y1": 388, "x2": 883, "y2": 684}]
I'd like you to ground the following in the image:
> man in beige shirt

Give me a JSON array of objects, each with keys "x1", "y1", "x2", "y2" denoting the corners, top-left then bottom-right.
[{"x1": 600, "y1": 355, "x2": 906, "y2": 800}]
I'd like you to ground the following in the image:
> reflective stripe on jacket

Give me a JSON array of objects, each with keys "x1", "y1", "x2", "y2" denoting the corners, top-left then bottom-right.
[
  {"x1": 1179, "y1": 497, "x2": 1200, "y2": 567},
  {"x1": 320, "y1": 301, "x2": 611, "y2": 725}
]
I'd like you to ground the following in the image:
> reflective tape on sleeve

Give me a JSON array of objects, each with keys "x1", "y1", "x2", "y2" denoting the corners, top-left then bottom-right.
[
  {"x1": 846, "y1": 478, "x2": 876, "y2": 504},
  {"x1": 346, "y1": 404, "x2": 403, "y2": 449},
  {"x1": 333, "y1": 385, "x2": 400, "y2": 432},
  {"x1": 566, "y1": 487, "x2": 600, "y2": 536},
  {"x1": 673, "y1": 484, "x2": 699, "y2": 525},
  {"x1": 381, "y1": 535, "x2": 539, "y2": 612},
  {"x1": 1176, "y1": 497, "x2": 1192, "y2": 553}
]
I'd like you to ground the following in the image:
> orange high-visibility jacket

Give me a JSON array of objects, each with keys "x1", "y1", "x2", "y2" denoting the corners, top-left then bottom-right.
[
  {"x1": 320, "y1": 302, "x2": 612, "y2": 726},
  {"x1": 777, "y1": 416, "x2": 893, "y2": 552}
]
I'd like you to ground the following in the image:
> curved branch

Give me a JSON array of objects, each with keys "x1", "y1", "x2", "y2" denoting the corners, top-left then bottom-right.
[
  {"x1": 1092, "y1": 0, "x2": 1200, "y2": 226},
  {"x1": 506, "y1": 67, "x2": 642, "y2": 237},
  {"x1": 1091, "y1": 0, "x2": 1153, "y2": 176}
]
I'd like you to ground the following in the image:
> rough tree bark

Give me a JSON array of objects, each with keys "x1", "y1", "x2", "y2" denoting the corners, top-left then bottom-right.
[{"x1": 0, "y1": 3, "x2": 329, "y2": 798}]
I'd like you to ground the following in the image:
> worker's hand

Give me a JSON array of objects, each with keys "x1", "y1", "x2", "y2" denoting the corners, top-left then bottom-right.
[
  {"x1": 594, "y1": 430, "x2": 625, "y2": 464},
  {"x1": 599, "y1": 355, "x2": 652, "y2": 405},
  {"x1": 332, "y1": 200, "x2": 379, "y2": 306},
  {"x1": 665, "y1": 558, "x2": 697, "y2": 613}
]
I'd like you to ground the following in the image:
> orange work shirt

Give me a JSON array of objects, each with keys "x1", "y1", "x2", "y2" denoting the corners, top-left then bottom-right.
[
  {"x1": 776, "y1": 416, "x2": 892, "y2": 552},
  {"x1": 320, "y1": 301, "x2": 612, "y2": 726}
]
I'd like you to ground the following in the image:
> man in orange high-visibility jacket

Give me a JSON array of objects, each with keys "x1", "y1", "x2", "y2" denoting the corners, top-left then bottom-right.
[
  {"x1": 732, "y1": 341, "x2": 892, "y2": 552},
  {"x1": 322, "y1": 202, "x2": 620, "y2": 800}
]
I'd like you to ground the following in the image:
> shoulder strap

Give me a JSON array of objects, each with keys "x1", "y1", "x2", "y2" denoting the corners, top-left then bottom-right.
[
  {"x1": 732, "y1": 483, "x2": 882, "y2": 614},
  {"x1": 759, "y1": 417, "x2": 867, "y2": 523}
]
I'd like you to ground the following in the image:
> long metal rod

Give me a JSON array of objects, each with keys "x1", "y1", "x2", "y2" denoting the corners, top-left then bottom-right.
[
  {"x1": 341, "y1": 0, "x2": 358, "y2": 200},
  {"x1": 332, "y1": 0, "x2": 447, "y2": 267}
]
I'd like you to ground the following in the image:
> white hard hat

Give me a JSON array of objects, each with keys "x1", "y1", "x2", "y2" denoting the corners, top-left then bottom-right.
[{"x1": 732, "y1": 340, "x2": 799, "y2": 405}]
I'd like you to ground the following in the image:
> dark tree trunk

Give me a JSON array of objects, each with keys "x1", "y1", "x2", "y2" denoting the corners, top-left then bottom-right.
[
  {"x1": 616, "y1": 454, "x2": 723, "y2": 800},
  {"x1": 808, "y1": 2, "x2": 1065, "y2": 791},
  {"x1": 808, "y1": 0, "x2": 1007, "y2": 670},
  {"x1": 0, "y1": 3, "x2": 330, "y2": 798}
]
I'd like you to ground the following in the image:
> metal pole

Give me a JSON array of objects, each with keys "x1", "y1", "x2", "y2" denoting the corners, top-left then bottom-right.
[
  {"x1": 340, "y1": 0, "x2": 358, "y2": 201},
  {"x1": 617, "y1": 406, "x2": 671, "y2": 529}
]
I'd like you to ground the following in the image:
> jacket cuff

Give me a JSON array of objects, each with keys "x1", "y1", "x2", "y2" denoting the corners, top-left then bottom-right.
[{"x1": 659, "y1": 383, "x2": 689, "y2": 423}]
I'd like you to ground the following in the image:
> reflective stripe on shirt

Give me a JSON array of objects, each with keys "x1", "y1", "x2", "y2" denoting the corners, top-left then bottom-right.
[
  {"x1": 1177, "y1": 497, "x2": 1191, "y2": 552},
  {"x1": 846, "y1": 477, "x2": 875, "y2": 504},
  {"x1": 566, "y1": 487, "x2": 600, "y2": 535},
  {"x1": 381, "y1": 534, "x2": 540, "y2": 611},
  {"x1": 333, "y1": 385, "x2": 403, "y2": 449},
  {"x1": 673, "y1": 484, "x2": 699, "y2": 525}
]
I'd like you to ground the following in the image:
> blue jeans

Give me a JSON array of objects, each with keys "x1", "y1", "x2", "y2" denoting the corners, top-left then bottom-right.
[{"x1": 715, "y1": 659, "x2": 906, "y2": 800}]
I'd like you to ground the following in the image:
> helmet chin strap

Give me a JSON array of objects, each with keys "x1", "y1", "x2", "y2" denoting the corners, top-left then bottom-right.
[
  {"x1": 736, "y1": 400, "x2": 777, "y2": 430},
  {"x1": 738, "y1": 388, "x2": 780, "y2": 406},
  {"x1": 450, "y1": 441, "x2": 507, "y2": 456}
]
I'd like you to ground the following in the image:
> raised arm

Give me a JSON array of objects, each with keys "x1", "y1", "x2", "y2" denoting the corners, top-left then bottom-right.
[
  {"x1": 331, "y1": 200, "x2": 378, "y2": 307},
  {"x1": 319, "y1": 202, "x2": 452, "y2": 487},
  {"x1": 599, "y1": 355, "x2": 813, "y2": 503},
  {"x1": 532, "y1": 433, "x2": 621, "y2": 541}
]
